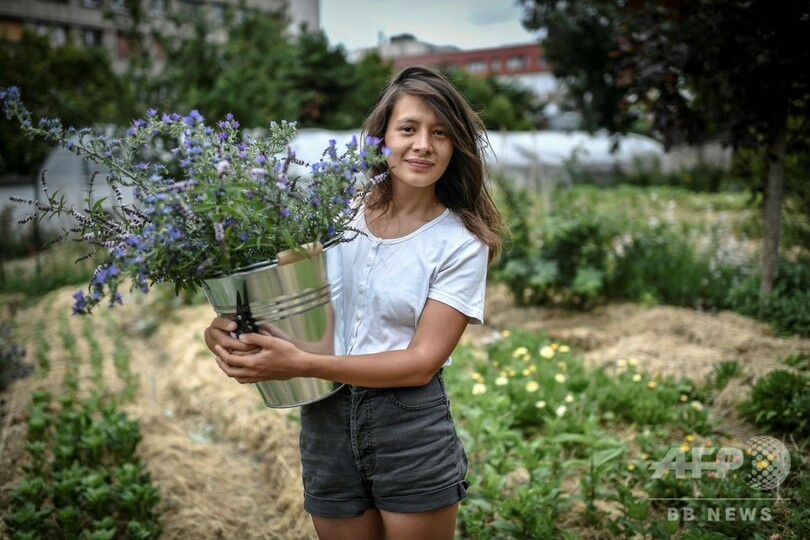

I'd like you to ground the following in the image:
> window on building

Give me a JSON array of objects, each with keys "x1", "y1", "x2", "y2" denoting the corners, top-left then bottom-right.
[
  {"x1": 506, "y1": 55, "x2": 528, "y2": 70},
  {"x1": 117, "y1": 34, "x2": 130, "y2": 58},
  {"x1": 35, "y1": 24, "x2": 67, "y2": 46},
  {"x1": 82, "y1": 29, "x2": 103, "y2": 47},
  {"x1": 465, "y1": 60, "x2": 487, "y2": 73},
  {"x1": 81, "y1": 0, "x2": 101, "y2": 7},
  {"x1": 490, "y1": 58, "x2": 501, "y2": 71},
  {"x1": 109, "y1": 0, "x2": 127, "y2": 12}
]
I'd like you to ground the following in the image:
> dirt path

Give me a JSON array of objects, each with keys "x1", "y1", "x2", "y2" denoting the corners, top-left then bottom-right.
[{"x1": 2, "y1": 283, "x2": 809, "y2": 538}]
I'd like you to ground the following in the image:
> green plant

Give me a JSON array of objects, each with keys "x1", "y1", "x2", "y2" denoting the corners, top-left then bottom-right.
[
  {"x1": 3, "y1": 391, "x2": 161, "y2": 539},
  {"x1": 728, "y1": 259, "x2": 810, "y2": 336},
  {"x1": 0, "y1": 319, "x2": 28, "y2": 390},
  {"x1": 740, "y1": 369, "x2": 810, "y2": 441}
]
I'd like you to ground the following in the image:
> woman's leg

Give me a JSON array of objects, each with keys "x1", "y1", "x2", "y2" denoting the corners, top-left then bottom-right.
[
  {"x1": 380, "y1": 502, "x2": 460, "y2": 540},
  {"x1": 311, "y1": 509, "x2": 384, "y2": 540}
]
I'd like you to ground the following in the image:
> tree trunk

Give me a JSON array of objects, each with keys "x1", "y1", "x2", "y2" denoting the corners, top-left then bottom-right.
[{"x1": 759, "y1": 129, "x2": 786, "y2": 312}]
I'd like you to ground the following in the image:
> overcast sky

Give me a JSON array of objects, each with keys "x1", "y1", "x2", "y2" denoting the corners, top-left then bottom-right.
[{"x1": 319, "y1": 0, "x2": 539, "y2": 52}]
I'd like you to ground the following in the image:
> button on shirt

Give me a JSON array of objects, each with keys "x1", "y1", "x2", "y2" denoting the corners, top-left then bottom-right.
[{"x1": 333, "y1": 207, "x2": 488, "y2": 363}]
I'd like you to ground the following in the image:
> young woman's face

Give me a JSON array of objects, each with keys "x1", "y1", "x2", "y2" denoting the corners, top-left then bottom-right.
[{"x1": 383, "y1": 94, "x2": 454, "y2": 191}]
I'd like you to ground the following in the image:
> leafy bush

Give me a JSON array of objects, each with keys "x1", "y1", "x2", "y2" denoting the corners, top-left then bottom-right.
[
  {"x1": 493, "y1": 181, "x2": 752, "y2": 311},
  {"x1": 740, "y1": 369, "x2": 810, "y2": 442},
  {"x1": 728, "y1": 259, "x2": 810, "y2": 336}
]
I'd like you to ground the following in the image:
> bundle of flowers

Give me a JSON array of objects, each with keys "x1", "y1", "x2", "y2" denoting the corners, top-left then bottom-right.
[{"x1": 0, "y1": 86, "x2": 389, "y2": 314}]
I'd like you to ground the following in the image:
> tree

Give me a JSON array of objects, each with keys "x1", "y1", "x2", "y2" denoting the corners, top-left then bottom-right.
[
  {"x1": 519, "y1": 0, "x2": 810, "y2": 304},
  {"x1": 0, "y1": 29, "x2": 133, "y2": 175},
  {"x1": 446, "y1": 70, "x2": 540, "y2": 131}
]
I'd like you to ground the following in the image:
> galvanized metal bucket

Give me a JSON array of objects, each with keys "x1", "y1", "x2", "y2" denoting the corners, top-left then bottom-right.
[{"x1": 200, "y1": 242, "x2": 344, "y2": 408}]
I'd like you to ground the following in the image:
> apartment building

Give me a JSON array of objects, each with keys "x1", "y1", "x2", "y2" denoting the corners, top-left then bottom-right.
[{"x1": 0, "y1": 0, "x2": 319, "y2": 73}]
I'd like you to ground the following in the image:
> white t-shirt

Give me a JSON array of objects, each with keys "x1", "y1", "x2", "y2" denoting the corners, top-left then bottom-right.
[{"x1": 333, "y1": 207, "x2": 488, "y2": 363}]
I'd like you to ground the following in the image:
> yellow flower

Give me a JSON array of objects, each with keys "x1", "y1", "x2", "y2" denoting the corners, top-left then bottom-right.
[
  {"x1": 535, "y1": 400, "x2": 547, "y2": 409},
  {"x1": 512, "y1": 346, "x2": 529, "y2": 358},
  {"x1": 690, "y1": 400, "x2": 704, "y2": 411},
  {"x1": 501, "y1": 329, "x2": 511, "y2": 338},
  {"x1": 560, "y1": 345, "x2": 570, "y2": 353},
  {"x1": 551, "y1": 343, "x2": 559, "y2": 350},
  {"x1": 540, "y1": 346, "x2": 555, "y2": 359},
  {"x1": 632, "y1": 374, "x2": 642, "y2": 382},
  {"x1": 640, "y1": 453, "x2": 649, "y2": 460},
  {"x1": 495, "y1": 376, "x2": 509, "y2": 386},
  {"x1": 528, "y1": 364, "x2": 537, "y2": 373},
  {"x1": 557, "y1": 361, "x2": 568, "y2": 371},
  {"x1": 554, "y1": 373, "x2": 566, "y2": 383},
  {"x1": 525, "y1": 381, "x2": 540, "y2": 392},
  {"x1": 685, "y1": 434, "x2": 695, "y2": 443},
  {"x1": 679, "y1": 394, "x2": 689, "y2": 402},
  {"x1": 471, "y1": 372, "x2": 484, "y2": 382},
  {"x1": 472, "y1": 383, "x2": 487, "y2": 395},
  {"x1": 564, "y1": 393, "x2": 574, "y2": 403},
  {"x1": 627, "y1": 463, "x2": 636, "y2": 471},
  {"x1": 628, "y1": 358, "x2": 639, "y2": 366},
  {"x1": 617, "y1": 358, "x2": 628, "y2": 368},
  {"x1": 522, "y1": 368, "x2": 531, "y2": 376},
  {"x1": 507, "y1": 369, "x2": 517, "y2": 377},
  {"x1": 756, "y1": 460, "x2": 769, "y2": 470},
  {"x1": 555, "y1": 405, "x2": 567, "y2": 417},
  {"x1": 647, "y1": 380, "x2": 658, "y2": 389},
  {"x1": 680, "y1": 443, "x2": 690, "y2": 452}
]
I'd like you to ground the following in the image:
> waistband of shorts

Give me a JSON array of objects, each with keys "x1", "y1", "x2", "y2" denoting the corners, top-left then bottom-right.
[{"x1": 339, "y1": 369, "x2": 443, "y2": 396}]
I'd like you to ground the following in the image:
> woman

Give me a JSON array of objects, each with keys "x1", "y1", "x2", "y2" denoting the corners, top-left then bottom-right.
[{"x1": 205, "y1": 66, "x2": 505, "y2": 540}]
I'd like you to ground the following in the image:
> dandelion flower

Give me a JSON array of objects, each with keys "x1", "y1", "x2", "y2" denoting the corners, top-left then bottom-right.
[
  {"x1": 471, "y1": 372, "x2": 484, "y2": 382},
  {"x1": 551, "y1": 343, "x2": 559, "y2": 350},
  {"x1": 628, "y1": 358, "x2": 639, "y2": 366},
  {"x1": 554, "y1": 373, "x2": 566, "y2": 383},
  {"x1": 560, "y1": 345, "x2": 570, "y2": 353},
  {"x1": 540, "y1": 346, "x2": 555, "y2": 359},
  {"x1": 507, "y1": 369, "x2": 517, "y2": 377},
  {"x1": 756, "y1": 460, "x2": 769, "y2": 470},
  {"x1": 641, "y1": 453, "x2": 649, "y2": 460},
  {"x1": 535, "y1": 400, "x2": 547, "y2": 409},
  {"x1": 647, "y1": 380, "x2": 657, "y2": 389},
  {"x1": 565, "y1": 393, "x2": 574, "y2": 403},
  {"x1": 472, "y1": 383, "x2": 487, "y2": 395},
  {"x1": 501, "y1": 329, "x2": 511, "y2": 338},
  {"x1": 685, "y1": 434, "x2": 695, "y2": 443},
  {"x1": 680, "y1": 443, "x2": 690, "y2": 452},
  {"x1": 522, "y1": 368, "x2": 531, "y2": 376},
  {"x1": 627, "y1": 463, "x2": 636, "y2": 471},
  {"x1": 632, "y1": 374, "x2": 642, "y2": 382},
  {"x1": 555, "y1": 405, "x2": 567, "y2": 417},
  {"x1": 512, "y1": 346, "x2": 529, "y2": 358},
  {"x1": 617, "y1": 358, "x2": 628, "y2": 368},
  {"x1": 679, "y1": 394, "x2": 689, "y2": 402},
  {"x1": 557, "y1": 361, "x2": 568, "y2": 371},
  {"x1": 690, "y1": 400, "x2": 704, "y2": 411},
  {"x1": 495, "y1": 376, "x2": 509, "y2": 386},
  {"x1": 525, "y1": 381, "x2": 540, "y2": 392}
]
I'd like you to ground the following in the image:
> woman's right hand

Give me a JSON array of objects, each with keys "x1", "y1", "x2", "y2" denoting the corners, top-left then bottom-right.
[{"x1": 203, "y1": 317, "x2": 261, "y2": 357}]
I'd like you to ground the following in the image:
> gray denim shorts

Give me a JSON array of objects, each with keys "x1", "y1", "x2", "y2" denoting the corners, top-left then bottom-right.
[{"x1": 299, "y1": 373, "x2": 469, "y2": 518}]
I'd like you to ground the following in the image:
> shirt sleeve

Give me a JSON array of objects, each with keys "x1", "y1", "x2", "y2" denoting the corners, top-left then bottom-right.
[{"x1": 428, "y1": 236, "x2": 489, "y2": 325}]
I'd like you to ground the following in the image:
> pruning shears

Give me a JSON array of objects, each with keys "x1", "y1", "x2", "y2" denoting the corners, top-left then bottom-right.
[{"x1": 235, "y1": 285, "x2": 259, "y2": 335}]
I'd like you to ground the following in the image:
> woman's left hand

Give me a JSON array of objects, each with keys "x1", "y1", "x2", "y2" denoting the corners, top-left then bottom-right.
[{"x1": 214, "y1": 332, "x2": 304, "y2": 384}]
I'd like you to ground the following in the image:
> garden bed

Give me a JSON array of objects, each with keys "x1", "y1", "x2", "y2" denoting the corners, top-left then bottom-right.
[{"x1": 2, "y1": 282, "x2": 808, "y2": 538}]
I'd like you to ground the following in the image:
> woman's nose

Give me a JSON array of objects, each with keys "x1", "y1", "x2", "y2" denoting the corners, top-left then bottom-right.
[{"x1": 412, "y1": 130, "x2": 431, "y2": 153}]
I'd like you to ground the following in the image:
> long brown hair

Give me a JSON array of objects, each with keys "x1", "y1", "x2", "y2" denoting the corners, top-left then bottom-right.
[{"x1": 362, "y1": 66, "x2": 506, "y2": 262}]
